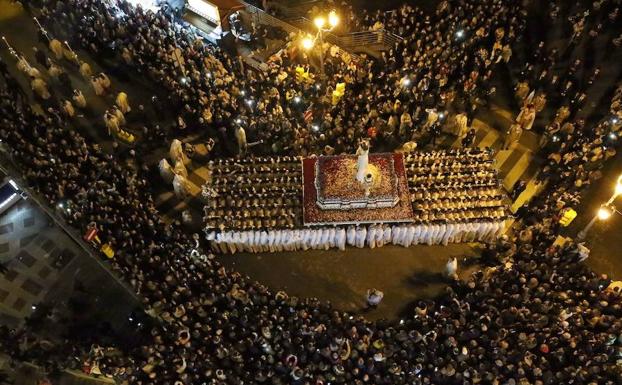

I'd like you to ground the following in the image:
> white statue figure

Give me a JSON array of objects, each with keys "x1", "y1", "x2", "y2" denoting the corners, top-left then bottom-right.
[
  {"x1": 159, "y1": 158, "x2": 175, "y2": 183},
  {"x1": 356, "y1": 140, "x2": 370, "y2": 183}
]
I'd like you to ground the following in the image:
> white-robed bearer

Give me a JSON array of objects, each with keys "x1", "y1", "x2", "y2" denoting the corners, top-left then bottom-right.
[
  {"x1": 412, "y1": 224, "x2": 421, "y2": 246},
  {"x1": 239, "y1": 231, "x2": 249, "y2": 252},
  {"x1": 246, "y1": 231, "x2": 254, "y2": 253},
  {"x1": 16, "y1": 55, "x2": 28, "y2": 74},
  {"x1": 62, "y1": 41, "x2": 80, "y2": 66},
  {"x1": 383, "y1": 225, "x2": 392, "y2": 246},
  {"x1": 336, "y1": 228, "x2": 346, "y2": 250},
  {"x1": 346, "y1": 226, "x2": 356, "y2": 246},
  {"x1": 328, "y1": 227, "x2": 336, "y2": 249},
  {"x1": 375, "y1": 225, "x2": 385, "y2": 248},
  {"x1": 174, "y1": 160, "x2": 188, "y2": 178},
  {"x1": 170, "y1": 139, "x2": 190, "y2": 166},
  {"x1": 112, "y1": 105, "x2": 125, "y2": 126},
  {"x1": 159, "y1": 158, "x2": 175, "y2": 183},
  {"x1": 31, "y1": 77, "x2": 50, "y2": 100},
  {"x1": 405, "y1": 225, "x2": 415, "y2": 247},
  {"x1": 302, "y1": 229, "x2": 311, "y2": 250},
  {"x1": 48, "y1": 62, "x2": 63, "y2": 78},
  {"x1": 260, "y1": 231, "x2": 269, "y2": 252},
  {"x1": 104, "y1": 110, "x2": 120, "y2": 135},
  {"x1": 98, "y1": 72, "x2": 111, "y2": 90},
  {"x1": 62, "y1": 100, "x2": 75, "y2": 118},
  {"x1": 20, "y1": 57, "x2": 41, "y2": 78},
  {"x1": 322, "y1": 228, "x2": 330, "y2": 250},
  {"x1": 454, "y1": 113, "x2": 469, "y2": 138},
  {"x1": 72, "y1": 89, "x2": 87, "y2": 109},
  {"x1": 355, "y1": 226, "x2": 366, "y2": 248},
  {"x1": 279, "y1": 230, "x2": 288, "y2": 252},
  {"x1": 445, "y1": 257, "x2": 458, "y2": 280},
  {"x1": 79, "y1": 61, "x2": 92, "y2": 78},
  {"x1": 367, "y1": 225, "x2": 377, "y2": 248},
  {"x1": 91, "y1": 75, "x2": 105, "y2": 96},
  {"x1": 267, "y1": 230, "x2": 276, "y2": 252},
  {"x1": 49, "y1": 38, "x2": 63, "y2": 60},
  {"x1": 235, "y1": 125, "x2": 247, "y2": 156},
  {"x1": 172, "y1": 174, "x2": 190, "y2": 199},
  {"x1": 116, "y1": 91, "x2": 131, "y2": 114},
  {"x1": 390, "y1": 225, "x2": 400, "y2": 245},
  {"x1": 280, "y1": 230, "x2": 289, "y2": 252},
  {"x1": 253, "y1": 231, "x2": 262, "y2": 253},
  {"x1": 400, "y1": 225, "x2": 409, "y2": 246}
]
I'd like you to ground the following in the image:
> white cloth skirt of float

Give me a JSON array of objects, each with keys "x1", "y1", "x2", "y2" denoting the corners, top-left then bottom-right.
[{"x1": 206, "y1": 220, "x2": 508, "y2": 254}]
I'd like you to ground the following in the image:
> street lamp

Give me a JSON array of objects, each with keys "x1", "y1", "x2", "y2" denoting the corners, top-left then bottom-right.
[
  {"x1": 303, "y1": 10, "x2": 339, "y2": 87},
  {"x1": 577, "y1": 205, "x2": 613, "y2": 240},
  {"x1": 301, "y1": 36, "x2": 315, "y2": 50},
  {"x1": 597, "y1": 206, "x2": 613, "y2": 220},
  {"x1": 314, "y1": 16, "x2": 326, "y2": 29},
  {"x1": 577, "y1": 174, "x2": 622, "y2": 240}
]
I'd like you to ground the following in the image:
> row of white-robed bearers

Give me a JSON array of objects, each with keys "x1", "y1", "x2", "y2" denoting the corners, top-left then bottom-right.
[{"x1": 206, "y1": 219, "x2": 507, "y2": 254}]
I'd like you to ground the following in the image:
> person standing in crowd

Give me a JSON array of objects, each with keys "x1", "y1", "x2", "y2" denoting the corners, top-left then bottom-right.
[
  {"x1": 503, "y1": 122, "x2": 523, "y2": 150},
  {"x1": 235, "y1": 125, "x2": 247, "y2": 156},
  {"x1": 365, "y1": 288, "x2": 384, "y2": 308}
]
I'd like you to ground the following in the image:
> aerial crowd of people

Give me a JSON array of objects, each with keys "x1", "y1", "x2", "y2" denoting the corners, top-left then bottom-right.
[{"x1": 0, "y1": 0, "x2": 622, "y2": 384}]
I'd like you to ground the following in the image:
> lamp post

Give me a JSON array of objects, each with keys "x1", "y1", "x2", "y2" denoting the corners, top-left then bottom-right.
[
  {"x1": 301, "y1": 10, "x2": 339, "y2": 87},
  {"x1": 577, "y1": 174, "x2": 622, "y2": 240}
]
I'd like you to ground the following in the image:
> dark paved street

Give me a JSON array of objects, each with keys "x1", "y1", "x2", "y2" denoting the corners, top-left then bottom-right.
[{"x1": 221, "y1": 243, "x2": 482, "y2": 320}]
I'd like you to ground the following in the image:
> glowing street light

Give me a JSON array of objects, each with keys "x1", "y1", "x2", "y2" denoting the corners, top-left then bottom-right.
[
  {"x1": 577, "y1": 205, "x2": 614, "y2": 240},
  {"x1": 308, "y1": 10, "x2": 339, "y2": 87},
  {"x1": 577, "y1": 174, "x2": 622, "y2": 240},
  {"x1": 314, "y1": 16, "x2": 326, "y2": 29},
  {"x1": 301, "y1": 36, "x2": 315, "y2": 50},
  {"x1": 328, "y1": 10, "x2": 339, "y2": 28},
  {"x1": 597, "y1": 206, "x2": 613, "y2": 220}
]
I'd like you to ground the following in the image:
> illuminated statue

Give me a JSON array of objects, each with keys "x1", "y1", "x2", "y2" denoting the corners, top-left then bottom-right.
[{"x1": 355, "y1": 139, "x2": 370, "y2": 183}]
